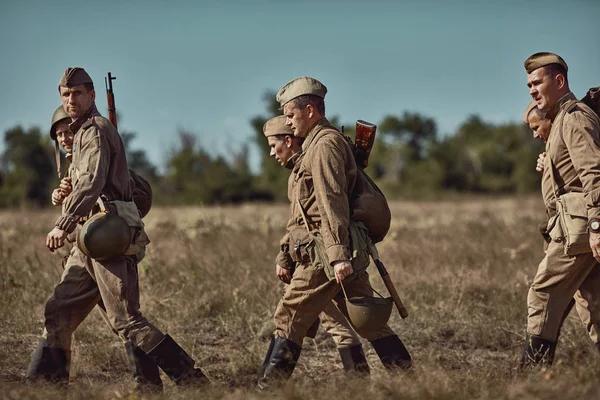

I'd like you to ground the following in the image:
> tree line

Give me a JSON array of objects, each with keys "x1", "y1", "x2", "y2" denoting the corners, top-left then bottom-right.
[{"x1": 0, "y1": 93, "x2": 543, "y2": 208}]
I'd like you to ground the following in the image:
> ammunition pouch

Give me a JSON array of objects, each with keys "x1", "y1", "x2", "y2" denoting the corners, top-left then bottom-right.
[
  {"x1": 290, "y1": 221, "x2": 372, "y2": 281},
  {"x1": 548, "y1": 192, "x2": 591, "y2": 256},
  {"x1": 111, "y1": 200, "x2": 151, "y2": 261}
]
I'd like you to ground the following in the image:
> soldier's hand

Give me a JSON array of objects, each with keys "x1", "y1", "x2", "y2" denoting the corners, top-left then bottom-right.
[
  {"x1": 536, "y1": 152, "x2": 546, "y2": 173},
  {"x1": 51, "y1": 189, "x2": 63, "y2": 206},
  {"x1": 46, "y1": 227, "x2": 68, "y2": 252},
  {"x1": 590, "y1": 232, "x2": 600, "y2": 262},
  {"x1": 276, "y1": 264, "x2": 292, "y2": 284},
  {"x1": 59, "y1": 177, "x2": 72, "y2": 198},
  {"x1": 333, "y1": 260, "x2": 353, "y2": 283}
]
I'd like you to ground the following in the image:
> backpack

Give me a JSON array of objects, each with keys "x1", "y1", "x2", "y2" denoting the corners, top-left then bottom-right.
[
  {"x1": 581, "y1": 87, "x2": 600, "y2": 118},
  {"x1": 129, "y1": 169, "x2": 153, "y2": 218},
  {"x1": 303, "y1": 127, "x2": 391, "y2": 243},
  {"x1": 350, "y1": 167, "x2": 391, "y2": 244}
]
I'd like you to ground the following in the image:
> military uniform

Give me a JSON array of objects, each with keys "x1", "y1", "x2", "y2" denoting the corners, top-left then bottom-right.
[
  {"x1": 264, "y1": 116, "x2": 369, "y2": 373},
  {"x1": 522, "y1": 53, "x2": 600, "y2": 366},
  {"x1": 27, "y1": 68, "x2": 208, "y2": 388},
  {"x1": 258, "y1": 78, "x2": 411, "y2": 388}
]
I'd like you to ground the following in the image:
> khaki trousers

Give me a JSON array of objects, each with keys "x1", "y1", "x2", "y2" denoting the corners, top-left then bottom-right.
[
  {"x1": 319, "y1": 302, "x2": 361, "y2": 348},
  {"x1": 42, "y1": 245, "x2": 164, "y2": 353},
  {"x1": 527, "y1": 240, "x2": 600, "y2": 342},
  {"x1": 274, "y1": 262, "x2": 395, "y2": 346}
]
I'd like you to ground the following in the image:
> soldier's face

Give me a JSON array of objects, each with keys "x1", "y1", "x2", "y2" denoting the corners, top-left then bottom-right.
[
  {"x1": 268, "y1": 135, "x2": 295, "y2": 166},
  {"x1": 527, "y1": 67, "x2": 561, "y2": 113},
  {"x1": 55, "y1": 121, "x2": 74, "y2": 153},
  {"x1": 283, "y1": 102, "x2": 311, "y2": 137},
  {"x1": 527, "y1": 113, "x2": 551, "y2": 142},
  {"x1": 60, "y1": 85, "x2": 95, "y2": 120}
]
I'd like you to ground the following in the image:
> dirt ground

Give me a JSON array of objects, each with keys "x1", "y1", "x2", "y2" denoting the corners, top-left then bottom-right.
[{"x1": 1, "y1": 197, "x2": 599, "y2": 399}]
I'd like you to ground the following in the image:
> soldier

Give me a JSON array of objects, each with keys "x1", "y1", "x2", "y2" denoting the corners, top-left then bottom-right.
[
  {"x1": 26, "y1": 67, "x2": 208, "y2": 388},
  {"x1": 262, "y1": 115, "x2": 370, "y2": 375},
  {"x1": 43, "y1": 105, "x2": 164, "y2": 391},
  {"x1": 257, "y1": 77, "x2": 412, "y2": 389},
  {"x1": 521, "y1": 53, "x2": 600, "y2": 367}
]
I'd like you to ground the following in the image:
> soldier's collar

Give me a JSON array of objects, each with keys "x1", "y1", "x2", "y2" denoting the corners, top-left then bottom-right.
[
  {"x1": 69, "y1": 104, "x2": 100, "y2": 133},
  {"x1": 285, "y1": 150, "x2": 303, "y2": 170},
  {"x1": 301, "y1": 117, "x2": 334, "y2": 152},
  {"x1": 547, "y1": 92, "x2": 576, "y2": 121}
]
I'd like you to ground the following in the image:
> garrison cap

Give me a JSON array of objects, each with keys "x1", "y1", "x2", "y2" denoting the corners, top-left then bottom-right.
[
  {"x1": 524, "y1": 52, "x2": 568, "y2": 74},
  {"x1": 276, "y1": 76, "x2": 327, "y2": 107},
  {"x1": 59, "y1": 67, "x2": 93, "y2": 88},
  {"x1": 263, "y1": 115, "x2": 293, "y2": 137},
  {"x1": 523, "y1": 100, "x2": 539, "y2": 124}
]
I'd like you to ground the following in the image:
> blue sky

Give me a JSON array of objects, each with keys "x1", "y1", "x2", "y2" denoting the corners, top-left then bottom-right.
[{"x1": 1, "y1": 0, "x2": 598, "y2": 172}]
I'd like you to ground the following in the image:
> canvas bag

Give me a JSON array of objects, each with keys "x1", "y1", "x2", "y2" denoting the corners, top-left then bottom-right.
[
  {"x1": 300, "y1": 127, "x2": 391, "y2": 243},
  {"x1": 546, "y1": 110, "x2": 592, "y2": 256},
  {"x1": 129, "y1": 169, "x2": 153, "y2": 218}
]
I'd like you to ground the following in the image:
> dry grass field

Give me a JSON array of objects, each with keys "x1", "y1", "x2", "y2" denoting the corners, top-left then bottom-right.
[{"x1": 1, "y1": 197, "x2": 600, "y2": 399}]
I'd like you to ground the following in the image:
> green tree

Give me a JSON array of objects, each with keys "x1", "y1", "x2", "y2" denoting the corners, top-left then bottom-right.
[{"x1": 0, "y1": 126, "x2": 55, "y2": 207}]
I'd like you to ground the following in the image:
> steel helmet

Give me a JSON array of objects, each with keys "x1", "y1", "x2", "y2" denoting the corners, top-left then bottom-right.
[
  {"x1": 345, "y1": 296, "x2": 393, "y2": 333},
  {"x1": 77, "y1": 212, "x2": 131, "y2": 260},
  {"x1": 50, "y1": 105, "x2": 70, "y2": 140}
]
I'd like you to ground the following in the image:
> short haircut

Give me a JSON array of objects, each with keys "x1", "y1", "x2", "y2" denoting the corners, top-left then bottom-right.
[
  {"x1": 272, "y1": 134, "x2": 305, "y2": 145},
  {"x1": 545, "y1": 63, "x2": 568, "y2": 83},
  {"x1": 84, "y1": 82, "x2": 95, "y2": 92},
  {"x1": 290, "y1": 94, "x2": 325, "y2": 115}
]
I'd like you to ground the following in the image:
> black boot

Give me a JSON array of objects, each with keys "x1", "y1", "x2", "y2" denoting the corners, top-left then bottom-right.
[
  {"x1": 338, "y1": 344, "x2": 370, "y2": 375},
  {"x1": 520, "y1": 334, "x2": 556, "y2": 369},
  {"x1": 371, "y1": 335, "x2": 412, "y2": 370},
  {"x1": 25, "y1": 339, "x2": 69, "y2": 385},
  {"x1": 257, "y1": 336, "x2": 301, "y2": 390},
  {"x1": 125, "y1": 341, "x2": 163, "y2": 392},
  {"x1": 257, "y1": 336, "x2": 276, "y2": 379},
  {"x1": 146, "y1": 334, "x2": 208, "y2": 387}
]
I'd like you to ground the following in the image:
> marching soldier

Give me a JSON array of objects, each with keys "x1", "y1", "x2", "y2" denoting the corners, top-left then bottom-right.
[
  {"x1": 26, "y1": 67, "x2": 208, "y2": 388},
  {"x1": 42, "y1": 105, "x2": 163, "y2": 391},
  {"x1": 521, "y1": 53, "x2": 600, "y2": 367},
  {"x1": 261, "y1": 115, "x2": 370, "y2": 375},
  {"x1": 257, "y1": 77, "x2": 412, "y2": 389}
]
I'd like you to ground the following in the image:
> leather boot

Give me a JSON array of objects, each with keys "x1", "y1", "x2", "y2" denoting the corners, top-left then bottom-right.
[
  {"x1": 25, "y1": 338, "x2": 69, "y2": 385},
  {"x1": 520, "y1": 334, "x2": 556, "y2": 369},
  {"x1": 257, "y1": 336, "x2": 301, "y2": 390},
  {"x1": 257, "y1": 336, "x2": 276, "y2": 379},
  {"x1": 146, "y1": 334, "x2": 208, "y2": 387},
  {"x1": 306, "y1": 318, "x2": 320, "y2": 339},
  {"x1": 125, "y1": 341, "x2": 163, "y2": 392},
  {"x1": 371, "y1": 335, "x2": 412, "y2": 370},
  {"x1": 338, "y1": 344, "x2": 370, "y2": 375}
]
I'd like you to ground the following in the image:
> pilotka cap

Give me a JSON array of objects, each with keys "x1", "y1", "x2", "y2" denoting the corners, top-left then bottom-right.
[
  {"x1": 276, "y1": 76, "x2": 327, "y2": 107},
  {"x1": 523, "y1": 100, "x2": 539, "y2": 124},
  {"x1": 524, "y1": 52, "x2": 568, "y2": 74},
  {"x1": 59, "y1": 67, "x2": 93, "y2": 88},
  {"x1": 263, "y1": 115, "x2": 293, "y2": 137}
]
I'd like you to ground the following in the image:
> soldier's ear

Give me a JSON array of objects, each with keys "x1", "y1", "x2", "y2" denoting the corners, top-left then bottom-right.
[
  {"x1": 556, "y1": 73, "x2": 566, "y2": 90},
  {"x1": 306, "y1": 103, "x2": 314, "y2": 119}
]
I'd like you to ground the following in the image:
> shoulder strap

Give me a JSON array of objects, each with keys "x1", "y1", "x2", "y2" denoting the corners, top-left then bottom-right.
[{"x1": 547, "y1": 111, "x2": 568, "y2": 198}]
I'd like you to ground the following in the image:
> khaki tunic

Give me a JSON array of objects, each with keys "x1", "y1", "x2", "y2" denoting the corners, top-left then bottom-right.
[
  {"x1": 273, "y1": 118, "x2": 396, "y2": 345},
  {"x1": 42, "y1": 104, "x2": 164, "y2": 353},
  {"x1": 55, "y1": 105, "x2": 132, "y2": 233},
  {"x1": 528, "y1": 93, "x2": 600, "y2": 342},
  {"x1": 276, "y1": 151, "x2": 360, "y2": 348}
]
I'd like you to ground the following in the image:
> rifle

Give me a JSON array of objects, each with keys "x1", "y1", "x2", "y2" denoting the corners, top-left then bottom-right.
[
  {"x1": 354, "y1": 120, "x2": 377, "y2": 169},
  {"x1": 371, "y1": 245, "x2": 409, "y2": 319},
  {"x1": 105, "y1": 72, "x2": 117, "y2": 129}
]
